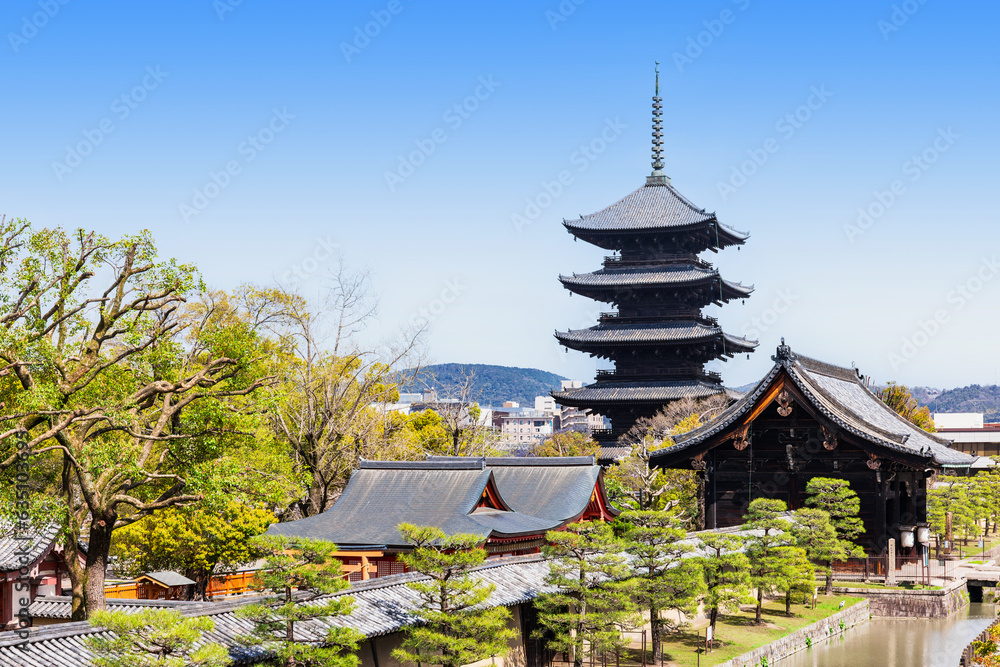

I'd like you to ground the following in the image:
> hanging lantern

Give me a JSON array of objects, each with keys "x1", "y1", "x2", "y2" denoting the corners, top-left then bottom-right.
[{"x1": 900, "y1": 525, "x2": 915, "y2": 548}]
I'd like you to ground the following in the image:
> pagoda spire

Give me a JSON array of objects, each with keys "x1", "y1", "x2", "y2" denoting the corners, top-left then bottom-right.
[{"x1": 649, "y1": 63, "x2": 668, "y2": 185}]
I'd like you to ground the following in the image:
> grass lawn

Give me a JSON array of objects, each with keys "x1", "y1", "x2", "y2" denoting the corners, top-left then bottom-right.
[
  {"x1": 654, "y1": 595, "x2": 863, "y2": 667},
  {"x1": 832, "y1": 580, "x2": 941, "y2": 591}
]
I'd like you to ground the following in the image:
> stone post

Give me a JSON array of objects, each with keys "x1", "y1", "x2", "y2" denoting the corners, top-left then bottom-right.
[
  {"x1": 946, "y1": 511, "x2": 953, "y2": 555},
  {"x1": 887, "y1": 538, "x2": 896, "y2": 586}
]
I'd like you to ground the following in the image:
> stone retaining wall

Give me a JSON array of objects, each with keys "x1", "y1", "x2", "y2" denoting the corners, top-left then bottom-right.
[
  {"x1": 833, "y1": 581, "x2": 969, "y2": 618},
  {"x1": 714, "y1": 601, "x2": 870, "y2": 667}
]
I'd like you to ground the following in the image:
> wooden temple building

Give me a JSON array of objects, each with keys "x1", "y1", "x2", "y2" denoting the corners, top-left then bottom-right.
[
  {"x1": 552, "y1": 67, "x2": 756, "y2": 445},
  {"x1": 267, "y1": 456, "x2": 617, "y2": 580},
  {"x1": 650, "y1": 340, "x2": 976, "y2": 555}
]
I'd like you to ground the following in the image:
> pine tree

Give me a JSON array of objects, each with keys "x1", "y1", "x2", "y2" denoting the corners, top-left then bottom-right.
[
  {"x1": 235, "y1": 536, "x2": 362, "y2": 667},
  {"x1": 791, "y1": 507, "x2": 863, "y2": 594},
  {"x1": 86, "y1": 609, "x2": 229, "y2": 667},
  {"x1": 804, "y1": 477, "x2": 865, "y2": 544},
  {"x1": 694, "y1": 533, "x2": 753, "y2": 645},
  {"x1": 621, "y1": 511, "x2": 705, "y2": 660},
  {"x1": 535, "y1": 522, "x2": 639, "y2": 667},
  {"x1": 742, "y1": 498, "x2": 813, "y2": 624},
  {"x1": 392, "y1": 524, "x2": 516, "y2": 667}
]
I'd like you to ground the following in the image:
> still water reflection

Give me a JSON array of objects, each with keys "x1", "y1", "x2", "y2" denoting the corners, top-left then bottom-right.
[{"x1": 780, "y1": 603, "x2": 996, "y2": 667}]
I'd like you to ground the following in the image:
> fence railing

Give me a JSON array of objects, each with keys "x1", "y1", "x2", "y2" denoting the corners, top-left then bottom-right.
[
  {"x1": 959, "y1": 616, "x2": 999, "y2": 667},
  {"x1": 831, "y1": 555, "x2": 952, "y2": 586},
  {"x1": 104, "y1": 571, "x2": 262, "y2": 601}
]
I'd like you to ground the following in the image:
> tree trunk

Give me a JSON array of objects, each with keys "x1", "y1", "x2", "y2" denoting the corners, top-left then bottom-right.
[
  {"x1": 83, "y1": 515, "x2": 116, "y2": 617},
  {"x1": 755, "y1": 588, "x2": 763, "y2": 624},
  {"x1": 649, "y1": 604, "x2": 660, "y2": 663},
  {"x1": 66, "y1": 537, "x2": 87, "y2": 621},
  {"x1": 825, "y1": 562, "x2": 834, "y2": 595},
  {"x1": 785, "y1": 590, "x2": 791, "y2": 615},
  {"x1": 709, "y1": 607, "x2": 718, "y2": 648}
]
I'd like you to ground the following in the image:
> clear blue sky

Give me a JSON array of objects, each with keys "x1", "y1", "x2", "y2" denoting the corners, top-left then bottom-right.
[{"x1": 2, "y1": 0, "x2": 998, "y2": 390}]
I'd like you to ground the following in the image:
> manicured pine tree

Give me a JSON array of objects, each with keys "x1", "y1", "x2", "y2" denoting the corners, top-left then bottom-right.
[
  {"x1": 791, "y1": 507, "x2": 863, "y2": 595},
  {"x1": 804, "y1": 478, "x2": 864, "y2": 545},
  {"x1": 742, "y1": 498, "x2": 813, "y2": 624},
  {"x1": 694, "y1": 532, "x2": 753, "y2": 645},
  {"x1": 235, "y1": 536, "x2": 362, "y2": 667},
  {"x1": 392, "y1": 524, "x2": 516, "y2": 667},
  {"x1": 928, "y1": 478, "x2": 978, "y2": 545},
  {"x1": 86, "y1": 609, "x2": 229, "y2": 667},
  {"x1": 621, "y1": 510, "x2": 705, "y2": 661},
  {"x1": 535, "y1": 521, "x2": 639, "y2": 667}
]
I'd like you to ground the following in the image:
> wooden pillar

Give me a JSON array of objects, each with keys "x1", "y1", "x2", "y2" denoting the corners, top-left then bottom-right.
[
  {"x1": 706, "y1": 465, "x2": 717, "y2": 531},
  {"x1": 916, "y1": 475, "x2": 927, "y2": 524},
  {"x1": 360, "y1": 555, "x2": 370, "y2": 581},
  {"x1": 892, "y1": 477, "x2": 902, "y2": 539},
  {"x1": 875, "y1": 475, "x2": 887, "y2": 554}
]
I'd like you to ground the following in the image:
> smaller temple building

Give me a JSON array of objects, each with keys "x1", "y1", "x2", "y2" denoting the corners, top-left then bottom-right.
[
  {"x1": 268, "y1": 456, "x2": 617, "y2": 579},
  {"x1": 0, "y1": 523, "x2": 67, "y2": 630},
  {"x1": 650, "y1": 341, "x2": 976, "y2": 556}
]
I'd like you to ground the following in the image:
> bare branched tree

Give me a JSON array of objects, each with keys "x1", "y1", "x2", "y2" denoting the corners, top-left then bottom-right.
[
  {"x1": 269, "y1": 259, "x2": 425, "y2": 517},
  {"x1": 608, "y1": 395, "x2": 729, "y2": 521}
]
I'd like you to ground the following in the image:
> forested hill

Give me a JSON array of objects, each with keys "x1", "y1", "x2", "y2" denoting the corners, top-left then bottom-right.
[
  {"x1": 399, "y1": 364, "x2": 568, "y2": 407},
  {"x1": 923, "y1": 385, "x2": 1000, "y2": 421}
]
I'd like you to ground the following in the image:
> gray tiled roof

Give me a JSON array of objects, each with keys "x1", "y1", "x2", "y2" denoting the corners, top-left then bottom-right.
[
  {"x1": 555, "y1": 323, "x2": 757, "y2": 351},
  {"x1": 552, "y1": 380, "x2": 726, "y2": 405},
  {"x1": 562, "y1": 181, "x2": 747, "y2": 243},
  {"x1": 0, "y1": 555, "x2": 554, "y2": 667},
  {"x1": 425, "y1": 456, "x2": 615, "y2": 522},
  {"x1": 559, "y1": 266, "x2": 753, "y2": 298},
  {"x1": 267, "y1": 463, "x2": 565, "y2": 548},
  {"x1": 29, "y1": 596, "x2": 198, "y2": 620},
  {"x1": 140, "y1": 571, "x2": 197, "y2": 588},
  {"x1": 0, "y1": 523, "x2": 60, "y2": 571},
  {"x1": 649, "y1": 345, "x2": 975, "y2": 468}
]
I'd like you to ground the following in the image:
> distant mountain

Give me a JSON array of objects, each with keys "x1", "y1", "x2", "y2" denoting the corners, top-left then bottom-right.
[
  {"x1": 910, "y1": 386, "x2": 945, "y2": 406},
  {"x1": 399, "y1": 364, "x2": 568, "y2": 407},
  {"x1": 924, "y1": 385, "x2": 1000, "y2": 421}
]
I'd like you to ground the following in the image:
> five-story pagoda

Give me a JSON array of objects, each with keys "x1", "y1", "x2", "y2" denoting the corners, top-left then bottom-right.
[{"x1": 553, "y1": 67, "x2": 757, "y2": 444}]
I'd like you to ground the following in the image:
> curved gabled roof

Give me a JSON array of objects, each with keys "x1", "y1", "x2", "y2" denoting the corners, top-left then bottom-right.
[
  {"x1": 0, "y1": 522, "x2": 60, "y2": 571},
  {"x1": 649, "y1": 343, "x2": 975, "y2": 468},
  {"x1": 562, "y1": 180, "x2": 747, "y2": 246},
  {"x1": 268, "y1": 462, "x2": 564, "y2": 548}
]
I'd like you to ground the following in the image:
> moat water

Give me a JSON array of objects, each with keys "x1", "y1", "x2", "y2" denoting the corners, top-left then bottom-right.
[{"x1": 780, "y1": 603, "x2": 996, "y2": 667}]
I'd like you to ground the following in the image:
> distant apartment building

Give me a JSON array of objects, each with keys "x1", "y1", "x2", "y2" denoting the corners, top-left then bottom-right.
[
  {"x1": 499, "y1": 411, "x2": 555, "y2": 445},
  {"x1": 555, "y1": 380, "x2": 607, "y2": 435},
  {"x1": 934, "y1": 412, "x2": 1000, "y2": 457}
]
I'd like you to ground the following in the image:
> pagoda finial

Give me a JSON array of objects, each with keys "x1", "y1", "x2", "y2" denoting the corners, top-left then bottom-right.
[{"x1": 648, "y1": 62, "x2": 668, "y2": 184}]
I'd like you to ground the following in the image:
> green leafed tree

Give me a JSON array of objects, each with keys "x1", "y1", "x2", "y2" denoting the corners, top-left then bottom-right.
[
  {"x1": 0, "y1": 222, "x2": 280, "y2": 619},
  {"x1": 534, "y1": 430, "x2": 600, "y2": 458},
  {"x1": 742, "y1": 498, "x2": 813, "y2": 624},
  {"x1": 111, "y1": 501, "x2": 276, "y2": 600},
  {"x1": 235, "y1": 535, "x2": 362, "y2": 667},
  {"x1": 392, "y1": 524, "x2": 516, "y2": 667},
  {"x1": 928, "y1": 477, "x2": 979, "y2": 544},
  {"x1": 804, "y1": 477, "x2": 865, "y2": 546},
  {"x1": 535, "y1": 521, "x2": 639, "y2": 667},
  {"x1": 621, "y1": 510, "x2": 704, "y2": 659},
  {"x1": 85, "y1": 608, "x2": 229, "y2": 667},
  {"x1": 791, "y1": 507, "x2": 862, "y2": 595},
  {"x1": 696, "y1": 533, "x2": 753, "y2": 645}
]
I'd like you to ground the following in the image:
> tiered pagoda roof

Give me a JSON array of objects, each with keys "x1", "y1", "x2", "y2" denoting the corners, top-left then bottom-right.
[{"x1": 552, "y1": 65, "x2": 756, "y2": 444}]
